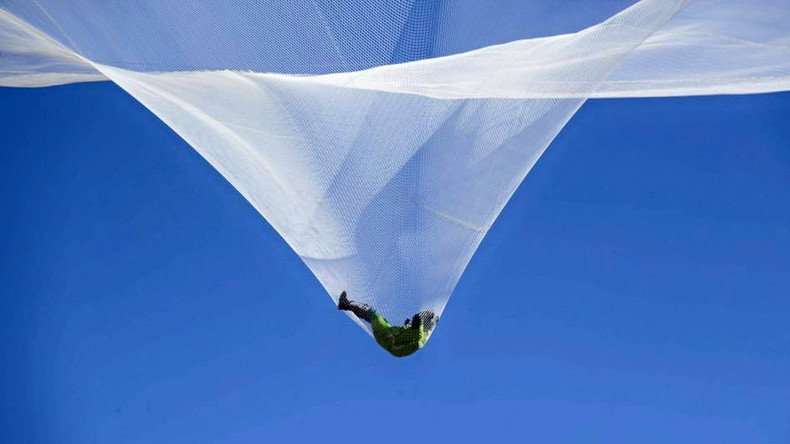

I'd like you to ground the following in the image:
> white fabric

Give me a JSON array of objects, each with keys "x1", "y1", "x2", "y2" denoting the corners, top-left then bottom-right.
[{"x1": 2, "y1": 0, "x2": 788, "y2": 339}]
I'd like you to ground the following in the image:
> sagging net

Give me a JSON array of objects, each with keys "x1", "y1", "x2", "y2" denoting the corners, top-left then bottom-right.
[{"x1": 2, "y1": 0, "x2": 788, "y2": 344}]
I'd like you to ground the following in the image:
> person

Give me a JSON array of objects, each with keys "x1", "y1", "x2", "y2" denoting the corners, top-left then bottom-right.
[{"x1": 338, "y1": 291, "x2": 437, "y2": 357}]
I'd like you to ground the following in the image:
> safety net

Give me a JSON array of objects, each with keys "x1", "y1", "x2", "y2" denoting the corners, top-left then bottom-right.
[{"x1": 2, "y1": 0, "x2": 789, "y2": 346}]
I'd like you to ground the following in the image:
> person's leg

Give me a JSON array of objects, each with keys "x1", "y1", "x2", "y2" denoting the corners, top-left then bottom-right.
[
  {"x1": 338, "y1": 291, "x2": 376, "y2": 323},
  {"x1": 368, "y1": 311, "x2": 393, "y2": 335}
]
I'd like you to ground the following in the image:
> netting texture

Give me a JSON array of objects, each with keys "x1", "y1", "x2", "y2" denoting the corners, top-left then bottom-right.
[{"x1": 2, "y1": 0, "x2": 788, "y2": 338}]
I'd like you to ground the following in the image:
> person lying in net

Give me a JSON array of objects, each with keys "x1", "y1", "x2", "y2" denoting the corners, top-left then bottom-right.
[{"x1": 338, "y1": 291, "x2": 438, "y2": 357}]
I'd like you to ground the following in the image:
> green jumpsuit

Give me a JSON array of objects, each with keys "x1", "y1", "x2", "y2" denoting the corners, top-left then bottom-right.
[
  {"x1": 368, "y1": 311, "x2": 431, "y2": 357},
  {"x1": 338, "y1": 292, "x2": 436, "y2": 357}
]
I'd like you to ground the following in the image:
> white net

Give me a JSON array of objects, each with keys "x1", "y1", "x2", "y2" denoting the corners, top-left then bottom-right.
[{"x1": 2, "y1": 0, "x2": 788, "y2": 342}]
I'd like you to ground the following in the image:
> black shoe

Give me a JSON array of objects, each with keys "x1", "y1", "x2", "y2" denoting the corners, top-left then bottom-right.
[{"x1": 338, "y1": 291, "x2": 350, "y2": 311}]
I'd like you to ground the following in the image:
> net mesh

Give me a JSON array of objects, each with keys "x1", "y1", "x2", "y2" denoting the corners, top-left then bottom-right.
[{"x1": 2, "y1": 0, "x2": 788, "y2": 342}]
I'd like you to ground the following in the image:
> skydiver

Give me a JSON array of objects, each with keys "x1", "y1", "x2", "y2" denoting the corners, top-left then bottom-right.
[{"x1": 337, "y1": 291, "x2": 438, "y2": 357}]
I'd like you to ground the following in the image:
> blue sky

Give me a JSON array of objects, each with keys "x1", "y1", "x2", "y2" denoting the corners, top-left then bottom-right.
[{"x1": 2, "y1": 83, "x2": 789, "y2": 443}]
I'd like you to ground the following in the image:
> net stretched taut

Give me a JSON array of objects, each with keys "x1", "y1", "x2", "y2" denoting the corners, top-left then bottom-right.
[{"x1": 2, "y1": 0, "x2": 788, "y2": 342}]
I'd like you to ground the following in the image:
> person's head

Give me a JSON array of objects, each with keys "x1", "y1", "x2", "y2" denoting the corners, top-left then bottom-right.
[{"x1": 411, "y1": 310, "x2": 438, "y2": 332}]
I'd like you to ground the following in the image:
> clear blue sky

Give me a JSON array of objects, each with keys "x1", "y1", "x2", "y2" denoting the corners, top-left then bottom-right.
[{"x1": 2, "y1": 82, "x2": 789, "y2": 443}]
